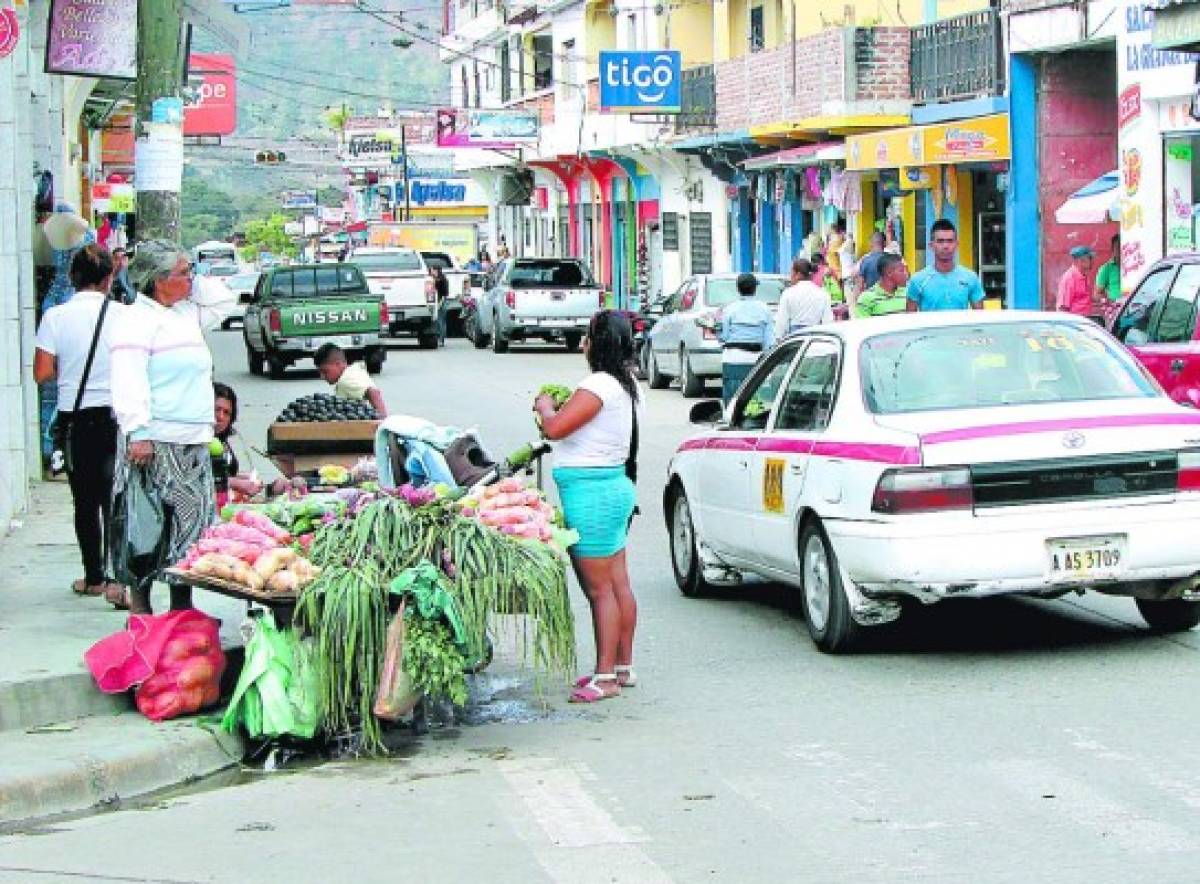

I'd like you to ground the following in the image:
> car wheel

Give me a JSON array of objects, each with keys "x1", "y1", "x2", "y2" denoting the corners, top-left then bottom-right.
[
  {"x1": 267, "y1": 355, "x2": 288, "y2": 380},
  {"x1": 799, "y1": 520, "x2": 859, "y2": 653},
  {"x1": 492, "y1": 322, "x2": 510, "y2": 354},
  {"x1": 365, "y1": 350, "x2": 385, "y2": 375},
  {"x1": 245, "y1": 341, "x2": 264, "y2": 376},
  {"x1": 418, "y1": 332, "x2": 439, "y2": 350},
  {"x1": 669, "y1": 484, "x2": 712, "y2": 598},
  {"x1": 1136, "y1": 598, "x2": 1200, "y2": 633},
  {"x1": 647, "y1": 349, "x2": 669, "y2": 389},
  {"x1": 564, "y1": 332, "x2": 582, "y2": 353},
  {"x1": 680, "y1": 349, "x2": 705, "y2": 398}
]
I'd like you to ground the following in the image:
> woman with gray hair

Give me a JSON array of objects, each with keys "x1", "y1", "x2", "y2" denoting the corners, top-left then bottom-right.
[{"x1": 108, "y1": 240, "x2": 215, "y2": 613}]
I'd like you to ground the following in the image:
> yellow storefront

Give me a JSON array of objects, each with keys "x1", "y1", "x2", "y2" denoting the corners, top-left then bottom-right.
[{"x1": 847, "y1": 114, "x2": 1011, "y2": 306}]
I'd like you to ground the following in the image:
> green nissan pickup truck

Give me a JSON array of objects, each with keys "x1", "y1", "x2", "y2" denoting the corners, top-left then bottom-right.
[{"x1": 243, "y1": 263, "x2": 387, "y2": 379}]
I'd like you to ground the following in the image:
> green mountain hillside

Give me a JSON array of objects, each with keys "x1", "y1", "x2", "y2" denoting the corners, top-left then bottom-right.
[{"x1": 183, "y1": 3, "x2": 449, "y2": 248}]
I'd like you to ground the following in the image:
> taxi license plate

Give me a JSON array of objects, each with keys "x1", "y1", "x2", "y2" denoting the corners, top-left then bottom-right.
[{"x1": 1046, "y1": 535, "x2": 1126, "y2": 583}]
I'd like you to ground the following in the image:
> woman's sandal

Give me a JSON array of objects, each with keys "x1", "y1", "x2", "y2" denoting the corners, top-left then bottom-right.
[
  {"x1": 104, "y1": 584, "x2": 131, "y2": 611},
  {"x1": 71, "y1": 579, "x2": 108, "y2": 597},
  {"x1": 575, "y1": 665, "x2": 637, "y2": 689},
  {"x1": 569, "y1": 674, "x2": 619, "y2": 704}
]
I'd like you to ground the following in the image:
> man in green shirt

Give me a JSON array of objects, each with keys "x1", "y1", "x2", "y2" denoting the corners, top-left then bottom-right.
[
  {"x1": 855, "y1": 252, "x2": 910, "y2": 317},
  {"x1": 1095, "y1": 233, "x2": 1121, "y2": 301}
]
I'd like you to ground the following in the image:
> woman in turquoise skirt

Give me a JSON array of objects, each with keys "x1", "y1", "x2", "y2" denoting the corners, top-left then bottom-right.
[{"x1": 534, "y1": 311, "x2": 643, "y2": 703}]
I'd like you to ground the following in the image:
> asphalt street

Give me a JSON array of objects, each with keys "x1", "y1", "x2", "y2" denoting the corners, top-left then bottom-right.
[{"x1": 5, "y1": 330, "x2": 1200, "y2": 883}]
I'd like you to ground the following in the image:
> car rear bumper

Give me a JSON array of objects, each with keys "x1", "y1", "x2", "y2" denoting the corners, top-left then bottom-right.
[
  {"x1": 387, "y1": 306, "x2": 435, "y2": 334},
  {"x1": 271, "y1": 333, "x2": 383, "y2": 356},
  {"x1": 507, "y1": 317, "x2": 589, "y2": 336},
  {"x1": 826, "y1": 498, "x2": 1200, "y2": 601}
]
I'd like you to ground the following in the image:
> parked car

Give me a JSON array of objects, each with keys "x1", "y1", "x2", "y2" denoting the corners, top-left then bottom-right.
[
  {"x1": 219, "y1": 271, "x2": 261, "y2": 330},
  {"x1": 243, "y1": 263, "x2": 387, "y2": 379},
  {"x1": 348, "y1": 247, "x2": 440, "y2": 349},
  {"x1": 1109, "y1": 254, "x2": 1200, "y2": 408},
  {"x1": 475, "y1": 257, "x2": 603, "y2": 353},
  {"x1": 666, "y1": 311, "x2": 1200, "y2": 653},
  {"x1": 646, "y1": 273, "x2": 789, "y2": 397}
]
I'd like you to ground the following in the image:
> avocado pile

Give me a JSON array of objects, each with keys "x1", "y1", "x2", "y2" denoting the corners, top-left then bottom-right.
[{"x1": 275, "y1": 393, "x2": 377, "y2": 423}]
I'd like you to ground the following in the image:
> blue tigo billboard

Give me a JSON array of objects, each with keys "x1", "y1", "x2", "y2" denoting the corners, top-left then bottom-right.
[{"x1": 599, "y1": 51, "x2": 682, "y2": 113}]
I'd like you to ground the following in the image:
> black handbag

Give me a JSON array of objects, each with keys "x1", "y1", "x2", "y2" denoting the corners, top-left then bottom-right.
[{"x1": 50, "y1": 295, "x2": 112, "y2": 475}]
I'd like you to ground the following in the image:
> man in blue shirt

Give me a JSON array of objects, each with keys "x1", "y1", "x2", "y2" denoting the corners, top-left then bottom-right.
[
  {"x1": 906, "y1": 218, "x2": 985, "y2": 312},
  {"x1": 719, "y1": 272, "x2": 775, "y2": 404}
]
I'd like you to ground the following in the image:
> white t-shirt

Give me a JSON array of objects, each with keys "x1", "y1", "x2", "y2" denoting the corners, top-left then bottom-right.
[
  {"x1": 774, "y1": 281, "x2": 833, "y2": 339},
  {"x1": 34, "y1": 291, "x2": 119, "y2": 411},
  {"x1": 554, "y1": 371, "x2": 644, "y2": 469}
]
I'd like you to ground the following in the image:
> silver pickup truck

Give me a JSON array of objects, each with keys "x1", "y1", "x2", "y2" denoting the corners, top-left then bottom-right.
[
  {"x1": 349, "y1": 247, "x2": 440, "y2": 349},
  {"x1": 476, "y1": 258, "x2": 603, "y2": 353}
]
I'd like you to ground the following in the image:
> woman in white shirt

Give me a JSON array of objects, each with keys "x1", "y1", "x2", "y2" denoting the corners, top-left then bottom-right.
[
  {"x1": 534, "y1": 311, "x2": 643, "y2": 703},
  {"x1": 33, "y1": 246, "x2": 122, "y2": 599},
  {"x1": 109, "y1": 240, "x2": 215, "y2": 614}
]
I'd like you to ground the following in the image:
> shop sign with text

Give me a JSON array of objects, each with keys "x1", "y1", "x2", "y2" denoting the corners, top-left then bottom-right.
[
  {"x1": 184, "y1": 53, "x2": 237, "y2": 137},
  {"x1": 46, "y1": 0, "x2": 136, "y2": 79}
]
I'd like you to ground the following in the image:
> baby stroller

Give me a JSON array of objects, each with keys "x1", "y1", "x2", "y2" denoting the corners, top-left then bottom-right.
[{"x1": 374, "y1": 416, "x2": 551, "y2": 494}]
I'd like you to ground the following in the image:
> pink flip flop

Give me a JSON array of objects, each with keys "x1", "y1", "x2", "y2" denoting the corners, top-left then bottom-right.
[{"x1": 569, "y1": 674, "x2": 619, "y2": 703}]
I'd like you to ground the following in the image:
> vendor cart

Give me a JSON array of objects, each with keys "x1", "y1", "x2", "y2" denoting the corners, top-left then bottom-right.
[{"x1": 267, "y1": 419, "x2": 379, "y2": 479}]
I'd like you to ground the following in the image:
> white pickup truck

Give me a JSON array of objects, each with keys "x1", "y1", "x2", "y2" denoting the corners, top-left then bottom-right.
[
  {"x1": 348, "y1": 247, "x2": 440, "y2": 349},
  {"x1": 477, "y1": 257, "x2": 603, "y2": 353}
]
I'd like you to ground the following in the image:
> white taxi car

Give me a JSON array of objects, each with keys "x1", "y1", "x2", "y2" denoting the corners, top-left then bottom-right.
[{"x1": 665, "y1": 311, "x2": 1200, "y2": 652}]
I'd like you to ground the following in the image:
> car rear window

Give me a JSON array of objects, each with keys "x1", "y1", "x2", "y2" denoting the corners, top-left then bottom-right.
[
  {"x1": 860, "y1": 321, "x2": 1159, "y2": 414},
  {"x1": 271, "y1": 266, "x2": 368, "y2": 297},
  {"x1": 421, "y1": 252, "x2": 454, "y2": 270},
  {"x1": 351, "y1": 252, "x2": 423, "y2": 273},
  {"x1": 705, "y1": 278, "x2": 787, "y2": 307},
  {"x1": 509, "y1": 260, "x2": 593, "y2": 288}
]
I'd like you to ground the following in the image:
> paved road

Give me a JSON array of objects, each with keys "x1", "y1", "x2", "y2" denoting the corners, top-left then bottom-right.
[{"x1": 4, "y1": 332, "x2": 1200, "y2": 883}]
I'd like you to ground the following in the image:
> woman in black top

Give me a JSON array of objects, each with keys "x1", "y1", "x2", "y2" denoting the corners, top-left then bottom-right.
[{"x1": 432, "y1": 265, "x2": 451, "y2": 346}]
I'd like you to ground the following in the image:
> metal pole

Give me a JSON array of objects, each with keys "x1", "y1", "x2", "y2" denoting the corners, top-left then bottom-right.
[{"x1": 401, "y1": 124, "x2": 411, "y2": 222}]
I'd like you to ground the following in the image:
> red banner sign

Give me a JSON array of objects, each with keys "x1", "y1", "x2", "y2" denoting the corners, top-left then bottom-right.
[{"x1": 184, "y1": 53, "x2": 237, "y2": 137}]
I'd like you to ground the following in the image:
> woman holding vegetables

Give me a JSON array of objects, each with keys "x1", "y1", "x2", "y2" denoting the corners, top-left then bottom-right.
[{"x1": 533, "y1": 311, "x2": 643, "y2": 703}]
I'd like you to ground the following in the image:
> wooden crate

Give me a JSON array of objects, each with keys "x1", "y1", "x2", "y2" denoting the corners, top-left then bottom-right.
[{"x1": 267, "y1": 420, "x2": 380, "y2": 456}]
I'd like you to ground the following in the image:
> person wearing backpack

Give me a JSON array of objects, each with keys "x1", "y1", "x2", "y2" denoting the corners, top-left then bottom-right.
[
  {"x1": 33, "y1": 245, "x2": 123, "y2": 600},
  {"x1": 533, "y1": 310, "x2": 643, "y2": 704}
]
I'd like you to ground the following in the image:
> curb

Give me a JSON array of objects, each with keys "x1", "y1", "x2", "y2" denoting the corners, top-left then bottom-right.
[{"x1": 0, "y1": 714, "x2": 245, "y2": 827}]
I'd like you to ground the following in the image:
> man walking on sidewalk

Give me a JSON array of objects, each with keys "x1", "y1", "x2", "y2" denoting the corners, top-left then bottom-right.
[{"x1": 1057, "y1": 245, "x2": 1100, "y2": 320}]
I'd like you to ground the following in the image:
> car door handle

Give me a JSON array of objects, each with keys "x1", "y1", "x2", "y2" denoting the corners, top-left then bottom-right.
[
  {"x1": 1171, "y1": 359, "x2": 1186, "y2": 373},
  {"x1": 789, "y1": 462, "x2": 805, "y2": 475}
]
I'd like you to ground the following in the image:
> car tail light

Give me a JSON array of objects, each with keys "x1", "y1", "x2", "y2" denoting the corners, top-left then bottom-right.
[
  {"x1": 599, "y1": 291, "x2": 607, "y2": 309},
  {"x1": 701, "y1": 325, "x2": 718, "y2": 340},
  {"x1": 505, "y1": 290, "x2": 517, "y2": 310},
  {"x1": 425, "y1": 279, "x2": 436, "y2": 304},
  {"x1": 633, "y1": 318, "x2": 646, "y2": 333},
  {"x1": 268, "y1": 308, "x2": 281, "y2": 334},
  {"x1": 380, "y1": 307, "x2": 389, "y2": 332},
  {"x1": 1178, "y1": 450, "x2": 1200, "y2": 491},
  {"x1": 871, "y1": 467, "x2": 973, "y2": 514}
]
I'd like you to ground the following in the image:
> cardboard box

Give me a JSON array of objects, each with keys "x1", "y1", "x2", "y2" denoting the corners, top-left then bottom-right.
[{"x1": 267, "y1": 420, "x2": 380, "y2": 456}]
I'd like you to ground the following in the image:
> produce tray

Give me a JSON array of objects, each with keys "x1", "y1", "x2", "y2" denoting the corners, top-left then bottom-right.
[
  {"x1": 267, "y1": 420, "x2": 379, "y2": 456},
  {"x1": 165, "y1": 568, "x2": 299, "y2": 607}
]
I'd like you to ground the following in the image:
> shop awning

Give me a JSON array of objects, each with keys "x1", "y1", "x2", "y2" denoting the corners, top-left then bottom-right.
[
  {"x1": 741, "y1": 142, "x2": 846, "y2": 171},
  {"x1": 1054, "y1": 171, "x2": 1120, "y2": 225},
  {"x1": 845, "y1": 114, "x2": 1010, "y2": 171}
]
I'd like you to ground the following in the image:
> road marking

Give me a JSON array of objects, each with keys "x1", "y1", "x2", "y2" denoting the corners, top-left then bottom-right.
[{"x1": 497, "y1": 756, "x2": 671, "y2": 883}]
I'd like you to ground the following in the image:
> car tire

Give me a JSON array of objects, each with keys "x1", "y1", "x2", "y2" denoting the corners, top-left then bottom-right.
[
  {"x1": 245, "y1": 341, "x2": 264, "y2": 376},
  {"x1": 647, "y1": 349, "x2": 669, "y2": 389},
  {"x1": 365, "y1": 350, "x2": 385, "y2": 375},
  {"x1": 492, "y1": 323, "x2": 510, "y2": 354},
  {"x1": 1136, "y1": 598, "x2": 1200, "y2": 633},
  {"x1": 564, "y1": 332, "x2": 582, "y2": 353},
  {"x1": 680, "y1": 349, "x2": 705, "y2": 398},
  {"x1": 418, "y1": 332, "x2": 439, "y2": 350},
  {"x1": 267, "y1": 355, "x2": 288, "y2": 380},
  {"x1": 799, "y1": 520, "x2": 859, "y2": 653},
  {"x1": 668, "y1": 484, "x2": 712, "y2": 599}
]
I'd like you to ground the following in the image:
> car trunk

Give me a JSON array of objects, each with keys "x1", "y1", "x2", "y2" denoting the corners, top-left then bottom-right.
[
  {"x1": 510, "y1": 287, "x2": 600, "y2": 322},
  {"x1": 363, "y1": 272, "x2": 427, "y2": 307},
  {"x1": 874, "y1": 399, "x2": 1200, "y2": 508}
]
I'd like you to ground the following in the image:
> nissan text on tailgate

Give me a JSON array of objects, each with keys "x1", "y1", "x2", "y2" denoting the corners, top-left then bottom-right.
[
  {"x1": 350, "y1": 247, "x2": 441, "y2": 350},
  {"x1": 243, "y1": 263, "x2": 387, "y2": 379},
  {"x1": 482, "y1": 258, "x2": 603, "y2": 353}
]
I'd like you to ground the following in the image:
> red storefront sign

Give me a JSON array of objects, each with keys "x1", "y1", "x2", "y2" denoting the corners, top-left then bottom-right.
[
  {"x1": 1119, "y1": 83, "x2": 1142, "y2": 130},
  {"x1": 184, "y1": 53, "x2": 237, "y2": 137},
  {"x1": 0, "y1": 8, "x2": 18, "y2": 60}
]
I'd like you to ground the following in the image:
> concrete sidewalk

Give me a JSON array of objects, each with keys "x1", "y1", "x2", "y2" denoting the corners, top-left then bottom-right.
[{"x1": 0, "y1": 481, "x2": 246, "y2": 827}]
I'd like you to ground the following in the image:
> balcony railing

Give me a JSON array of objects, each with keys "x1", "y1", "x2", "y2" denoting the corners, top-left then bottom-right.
[
  {"x1": 911, "y1": 8, "x2": 1005, "y2": 105},
  {"x1": 676, "y1": 64, "x2": 716, "y2": 132}
]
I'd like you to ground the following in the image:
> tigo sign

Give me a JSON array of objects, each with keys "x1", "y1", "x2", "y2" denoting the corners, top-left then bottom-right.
[{"x1": 599, "y1": 51, "x2": 681, "y2": 113}]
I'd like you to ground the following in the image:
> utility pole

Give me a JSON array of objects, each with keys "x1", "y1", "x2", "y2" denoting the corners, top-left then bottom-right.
[{"x1": 135, "y1": 0, "x2": 187, "y2": 242}]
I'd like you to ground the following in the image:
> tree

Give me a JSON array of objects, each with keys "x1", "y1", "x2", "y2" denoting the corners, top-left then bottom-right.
[{"x1": 242, "y1": 213, "x2": 298, "y2": 260}]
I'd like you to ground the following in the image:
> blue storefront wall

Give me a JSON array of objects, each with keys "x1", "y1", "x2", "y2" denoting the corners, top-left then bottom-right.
[{"x1": 1007, "y1": 54, "x2": 1040, "y2": 309}]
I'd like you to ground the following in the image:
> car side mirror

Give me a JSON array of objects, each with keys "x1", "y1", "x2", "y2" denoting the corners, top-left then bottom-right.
[{"x1": 689, "y1": 400, "x2": 725, "y2": 426}]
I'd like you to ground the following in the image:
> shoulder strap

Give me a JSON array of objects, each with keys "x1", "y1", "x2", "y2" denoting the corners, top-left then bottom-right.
[
  {"x1": 625, "y1": 392, "x2": 639, "y2": 484},
  {"x1": 71, "y1": 295, "x2": 112, "y2": 413}
]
